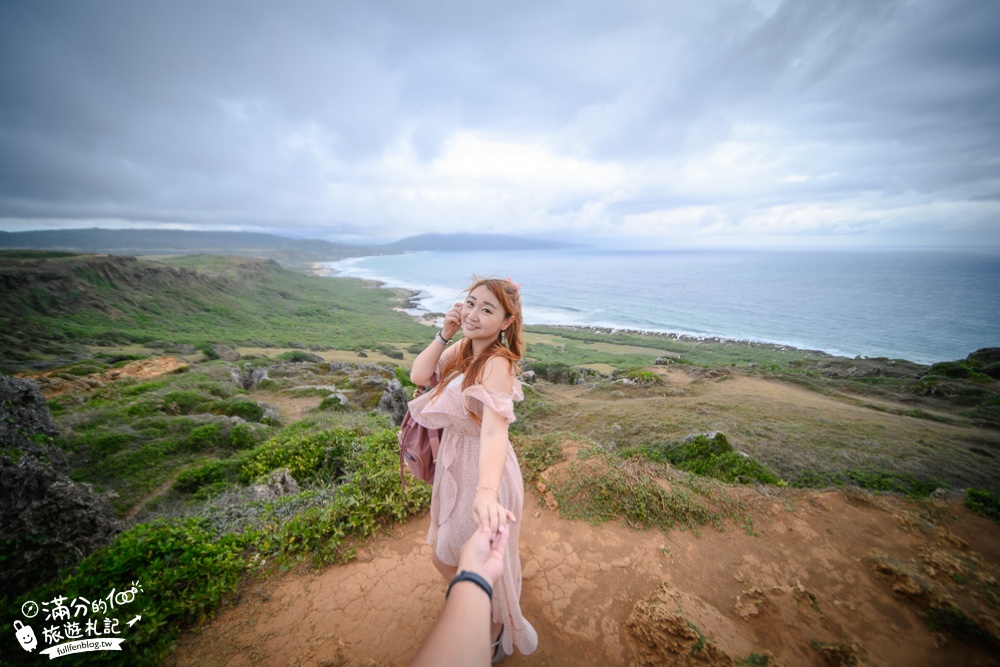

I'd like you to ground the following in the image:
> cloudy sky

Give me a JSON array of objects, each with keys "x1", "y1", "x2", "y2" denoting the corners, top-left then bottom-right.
[{"x1": 1, "y1": 0, "x2": 998, "y2": 247}]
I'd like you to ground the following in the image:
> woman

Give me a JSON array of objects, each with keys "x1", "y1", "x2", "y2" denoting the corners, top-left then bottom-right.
[{"x1": 408, "y1": 276, "x2": 538, "y2": 661}]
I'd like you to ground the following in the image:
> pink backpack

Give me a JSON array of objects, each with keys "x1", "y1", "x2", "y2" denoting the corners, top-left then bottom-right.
[{"x1": 398, "y1": 378, "x2": 444, "y2": 486}]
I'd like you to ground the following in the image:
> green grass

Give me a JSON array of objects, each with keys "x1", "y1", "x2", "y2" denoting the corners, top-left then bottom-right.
[
  {"x1": 547, "y1": 444, "x2": 726, "y2": 533},
  {"x1": 525, "y1": 325, "x2": 832, "y2": 369},
  {"x1": 0, "y1": 253, "x2": 431, "y2": 369},
  {"x1": 53, "y1": 365, "x2": 277, "y2": 513},
  {"x1": 965, "y1": 488, "x2": 1000, "y2": 522},
  {"x1": 2, "y1": 412, "x2": 429, "y2": 665},
  {"x1": 512, "y1": 433, "x2": 567, "y2": 482},
  {"x1": 621, "y1": 433, "x2": 784, "y2": 486},
  {"x1": 791, "y1": 468, "x2": 944, "y2": 498}
]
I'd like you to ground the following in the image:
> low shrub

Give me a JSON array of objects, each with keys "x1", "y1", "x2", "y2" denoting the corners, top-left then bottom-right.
[
  {"x1": 622, "y1": 369, "x2": 663, "y2": 385},
  {"x1": 4, "y1": 518, "x2": 255, "y2": 665},
  {"x1": 174, "y1": 457, "x2": 247, "y2": 494},
  {"x1": 228, "y1": 422, "x2": 262, "y2": 450},
  {"x1": 927, "y1": 361, "x2": 991, "y2": 383},
  {"x1": 509, "y1": 384, "x2": 555, "y2": 434},
  {"x1": 792, "y1": 469, "x2": 944, "y2": 497},
  {"x1": 87, "y1": 429, "x2": 135, "y2": 457},
  {"x1": 623, "y1": 433, "x2": 783, "y2": 486},
  {"x1": 965, "y1": 488, "x2": 1000, "y2": 521},
  {"x1": 395, "y1": 365, "x2": 415, "y2": 389},
  {"x1": 264, "y1": 428, "x2": 431, "y2": 565},
  {"x1": 553, "y1": 453, "x2": 717, "y2": 531},
  {"x1": 513, "y1": 434, "x2": 566, "y2": 482},
  {"x1": 208, "y1": 398, "x2": 265, "y2": 422},
  {"x1": 238, "y1": 428, "x2": 353, "y2": 484},
  {"x1": 276, "y1": 350, "x2": 324, "y2": 363},
  {"x1": 184, "y1": 422, "x2": 227, "y2": 452},
  {"x1": 161, "y1": 390, "x2": 210, "y2": 415},
  {"x1": 525, "y1": 361, "x2": 581, "y2": 384}
]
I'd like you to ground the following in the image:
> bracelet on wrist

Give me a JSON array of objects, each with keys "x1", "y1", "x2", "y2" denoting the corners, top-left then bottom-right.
[
  {"x1": 434, "y1": 330, "x2": 451, "y2": 346},
  {"x1": 447, "y1": 570, "x2": 493, "y2": 601},
  {"x1": 476, "y1": 485, "x2": 499, "y2": 495}
]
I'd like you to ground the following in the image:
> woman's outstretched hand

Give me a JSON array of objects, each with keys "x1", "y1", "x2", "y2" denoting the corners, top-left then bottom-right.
[
  {"x1": 442, "y1": 301, "x2": 463, "y2": 341},
  {"x1": 472, "y1": 488, "x2": 517, "y2": 535}
]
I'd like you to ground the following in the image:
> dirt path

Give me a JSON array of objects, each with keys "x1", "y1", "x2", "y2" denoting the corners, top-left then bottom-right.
[{"x1": 168, "y1": 480, "x2": 1000, "y2": 666}]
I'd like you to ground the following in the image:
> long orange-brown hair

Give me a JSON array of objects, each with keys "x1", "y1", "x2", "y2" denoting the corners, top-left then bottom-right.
[{"x1": 437, "y1": 276, "x2": 524, "y2": 407}]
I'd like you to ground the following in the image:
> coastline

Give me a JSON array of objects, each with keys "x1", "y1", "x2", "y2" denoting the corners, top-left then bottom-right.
[
  {"x1": 314, "y1": 249, "x2": 1000, "y2": 366},
  {"x1": 314, "y1": 263, "x2": 883, "y2": 363},
  {"x1": 314, "y1": 262, "x2": 444, "y2": 328}
]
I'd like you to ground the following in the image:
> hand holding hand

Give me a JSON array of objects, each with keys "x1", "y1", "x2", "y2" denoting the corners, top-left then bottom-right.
[
  {"x1": 442, "y1": 302, "x2": 463, "y2": 341},
  {"x1": 457, "y1": 524, "x2": 510, "y2": 587},
  {"x1": 472, "y1": 488, "x2": 517, "y2": 535}
]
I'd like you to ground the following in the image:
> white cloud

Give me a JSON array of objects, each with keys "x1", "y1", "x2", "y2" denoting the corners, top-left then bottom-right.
[{"x1": 1, "y1": 0, "x2": 998, "y2": 247}]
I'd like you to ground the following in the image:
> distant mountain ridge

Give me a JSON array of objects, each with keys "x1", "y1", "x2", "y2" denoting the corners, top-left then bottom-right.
[
  {"x1": 0, "y1": 228, "x2": 573, "y2": 259},
  {"x1": 382, "y1": 233, "x2": 575, "y2": 251},
  {"x1": 0, "y1": 228, "x2": 365, "y2": 263}
]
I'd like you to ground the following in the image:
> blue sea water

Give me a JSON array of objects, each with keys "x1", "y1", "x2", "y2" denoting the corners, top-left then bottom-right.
[{"x1": 325, "y1": 247, "x2": 1000, "y2": 365}]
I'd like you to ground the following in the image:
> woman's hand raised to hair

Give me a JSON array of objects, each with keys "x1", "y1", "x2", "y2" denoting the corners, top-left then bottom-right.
[
  {"x1": 472, "y1": 488, "x2": 517, "y2": 535},
  {"x1": 442, "y1": 302, "x2": 463, "y2": 341}
]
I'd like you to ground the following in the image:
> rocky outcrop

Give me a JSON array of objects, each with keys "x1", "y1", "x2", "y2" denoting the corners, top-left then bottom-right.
[
  {"x1": 377, "y1": 378, "x2": 409, "y2": 425},
  {"x1": 249, "y1": 468, "x2": 300, "y2": 502},
  {"x1": 0, "y1": 375, "x2": 122, "y2": 597},
  {"x1": 230, "y1": 362, "x2": 270, "y2": 390}
]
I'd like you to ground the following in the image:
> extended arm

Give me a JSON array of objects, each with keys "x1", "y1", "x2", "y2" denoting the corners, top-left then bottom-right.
[
  {"x1": 472, "y1": 356, "x2": 518, "y2": 534},
  {"x1": 409, "y1": 525, "x2": 510, "y2": 667}
]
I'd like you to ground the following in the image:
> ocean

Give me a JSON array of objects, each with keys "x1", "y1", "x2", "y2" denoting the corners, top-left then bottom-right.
[{"x1": 325, "y1": 247, "x2": 1000, "y2": 365}]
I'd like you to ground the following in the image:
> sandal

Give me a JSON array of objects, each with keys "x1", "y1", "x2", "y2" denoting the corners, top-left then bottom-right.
[{"x1": 491, "y1": 624, "x2": 509, "y2": 664}]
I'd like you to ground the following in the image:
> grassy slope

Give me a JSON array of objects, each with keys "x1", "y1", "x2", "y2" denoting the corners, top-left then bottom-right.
[{"x1": 0, "y1": 252, "x2": 430, "y2": 367}]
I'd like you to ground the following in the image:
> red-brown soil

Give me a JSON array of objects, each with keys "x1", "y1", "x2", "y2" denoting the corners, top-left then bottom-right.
[
  {"x1": 167, "y1": 479, "x2": 1000, "y2": 666},
  {"x1": 22, "y1": 356, "x2": 189, "y2": 397}
]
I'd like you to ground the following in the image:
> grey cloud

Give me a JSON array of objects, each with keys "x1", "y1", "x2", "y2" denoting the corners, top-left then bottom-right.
[{"x1": 0, "y1": 0, "x2": 997, "y2": 244}]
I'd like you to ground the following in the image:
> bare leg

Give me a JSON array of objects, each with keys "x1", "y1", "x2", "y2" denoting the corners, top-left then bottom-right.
[{"x1": 431, "y1": 550, "x2": 457, "y2": 582}]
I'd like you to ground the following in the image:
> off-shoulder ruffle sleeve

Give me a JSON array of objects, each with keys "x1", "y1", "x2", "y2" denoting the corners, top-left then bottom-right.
[
  {"x1": 406, "y1": 388, "x2": 452, "y2": 431},
  {"x1": 462, "y1": 381, "x2": 524, "y2": 424}
]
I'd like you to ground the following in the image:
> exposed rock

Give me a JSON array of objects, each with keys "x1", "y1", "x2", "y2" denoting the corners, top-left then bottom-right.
[
  {"x1": 230, "y1": 362, "x2": 270, "y2": 390},
  {"x1": 968, "y1": 348, "x2": 1000, "y2": 364},
  {"x1": 260, "y1": 402, "x2": 282, "y2": 425},
  {"x1": 1, "y1": 375, "x2": 122, "y2": 597},
  {"x1": 249, "y1": 468, "x2": 300, "y2": 502},
  {"x1": 377, "y1": 378, "x2": 409, "y2": 426},
  {"x1": 324, "y1": 392, "x2": 350, "y2": 410},
  {"x1": 1, "y1": 374, "x2": 61, "y2": 460}
]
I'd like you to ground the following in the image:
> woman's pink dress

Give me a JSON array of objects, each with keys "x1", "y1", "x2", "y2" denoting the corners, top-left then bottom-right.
[{"x1": 407, "y1": 371, "x2": 539, "y2": 657}]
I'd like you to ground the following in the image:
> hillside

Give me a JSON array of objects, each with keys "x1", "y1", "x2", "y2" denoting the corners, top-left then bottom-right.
[
  {"x1": 0, "y1": 229, "x2": 369, "y2": 267},
  {"x1": 7, "y1": 355, "x2": 1000, "y2": 666},
  {"x1": 0, "y1": 251, "x2": 431, "y2": 369},
  {"x1": 0, "y1": 228, "x2": 576, "y2": 261}
]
